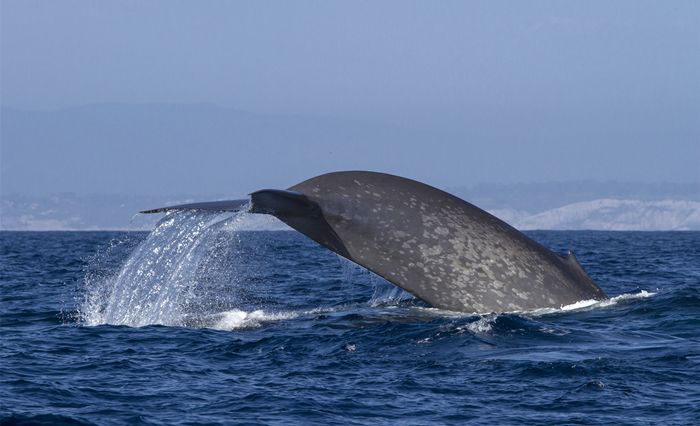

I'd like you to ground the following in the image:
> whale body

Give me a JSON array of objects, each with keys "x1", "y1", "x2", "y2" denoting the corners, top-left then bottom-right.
[{"x1": 142, "y1": 171, "x2": 607, "y2": 313}]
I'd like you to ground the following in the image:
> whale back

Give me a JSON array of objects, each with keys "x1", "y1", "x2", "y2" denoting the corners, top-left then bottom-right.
[{"x1": 278, "y1": 171, "x2": 606, "y2": 312}]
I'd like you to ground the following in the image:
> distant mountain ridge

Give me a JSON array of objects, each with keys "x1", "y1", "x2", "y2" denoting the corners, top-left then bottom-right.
[
  {"x1": 451, "y1": 181, "x2": 700, "y2": 212},
  {"x1": 489, "y1": 199, "x2": 700, "y2": 231}
]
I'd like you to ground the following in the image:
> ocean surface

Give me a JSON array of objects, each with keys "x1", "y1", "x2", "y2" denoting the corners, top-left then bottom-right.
[{"x1": 2, "y1": 211, "x2": 699, "y2": 425}]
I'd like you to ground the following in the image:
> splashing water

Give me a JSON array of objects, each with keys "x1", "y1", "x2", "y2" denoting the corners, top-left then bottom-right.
[
  {"x1": 80, "y1": 207, "x2": 414, "y2": 329},
  {"x1": 336, "y1": 255, "x2": 413, "y2": 306},
  {"x1": 81, "y1": 209, "x2": 249, "y2": 327}
]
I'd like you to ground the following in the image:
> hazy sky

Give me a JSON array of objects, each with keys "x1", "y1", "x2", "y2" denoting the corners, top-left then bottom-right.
[{"x1": 1, "y1": 1, "x2": 699, "y2": 195}]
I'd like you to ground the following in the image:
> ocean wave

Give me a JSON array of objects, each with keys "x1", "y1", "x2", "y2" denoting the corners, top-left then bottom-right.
[
  {"x1": 528, "y1": 290, "x2": 656, "y2": 316},
  {"x1": 209, "y1": 309, "x2": 298, "y2": 330}
]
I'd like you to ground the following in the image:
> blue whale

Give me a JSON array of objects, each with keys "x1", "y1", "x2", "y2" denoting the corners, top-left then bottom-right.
[{"x1": 142, "y1": 171, "x2": 607, "y2": 313}]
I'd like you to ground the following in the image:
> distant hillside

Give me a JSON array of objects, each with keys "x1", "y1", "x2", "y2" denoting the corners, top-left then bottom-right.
[
  {"x1": 451, "y1": 181, "x2": 700, "y2": 212},
  {"x1": 0, "y1": 194, "x2": 231, "y2": 231},
  {"x1": 489, "y1": 199, "x2": 700, "y2": 231},
  {"x1": 3, "y1": 190, "x2": 700, "y2": 231}
]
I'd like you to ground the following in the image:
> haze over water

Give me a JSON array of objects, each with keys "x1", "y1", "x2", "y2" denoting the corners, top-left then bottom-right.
[{"x1": 2, "y1": 1, "x2": 699, "y2": 198}]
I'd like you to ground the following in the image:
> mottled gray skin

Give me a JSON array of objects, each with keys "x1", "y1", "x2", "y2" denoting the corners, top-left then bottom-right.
[{"x1": 275, "y1": 171, "x2": 607, "y2": 313}]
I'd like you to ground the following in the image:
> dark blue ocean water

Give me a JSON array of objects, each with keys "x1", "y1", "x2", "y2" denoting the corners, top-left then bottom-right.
[{"x1": 2, "y1": 212, "x2": 700, "y2": 425}]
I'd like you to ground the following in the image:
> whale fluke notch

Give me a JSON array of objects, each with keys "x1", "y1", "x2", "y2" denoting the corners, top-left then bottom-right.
[{"x1": 140, "y1": 171, "x2": 607, "y2": 313}]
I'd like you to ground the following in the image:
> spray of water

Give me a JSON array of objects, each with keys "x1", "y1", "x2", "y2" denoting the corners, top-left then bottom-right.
[
  {"x1": 336, "y1": 255, "x2": 412, "y2": 306},
  {"x1": 79, "y1": 207, "x2": 411, "y2": 330},
  {"x1": 80, "y1": 209, "x2": 248, "y2": 327}
]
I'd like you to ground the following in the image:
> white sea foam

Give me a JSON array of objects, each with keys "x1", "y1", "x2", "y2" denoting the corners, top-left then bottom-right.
[
  {"x1": 528, "y1": 290, "x2": 656, "y2": 316},
  {"x1": 462, "y1": 314, "x2": 498, "y2": 333},
  {"x1": 207, "y1": 305, "x2": 353, "y2": 330},
  {"x1": 210, "y1": 309, "x2": 298, "y2": 330},
  {"x1": 604, "y1": 289, "x2": 656, "y2": 304},
  {"x1": 559, "y1": 299, "x2": 601, "y2": 311}
]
